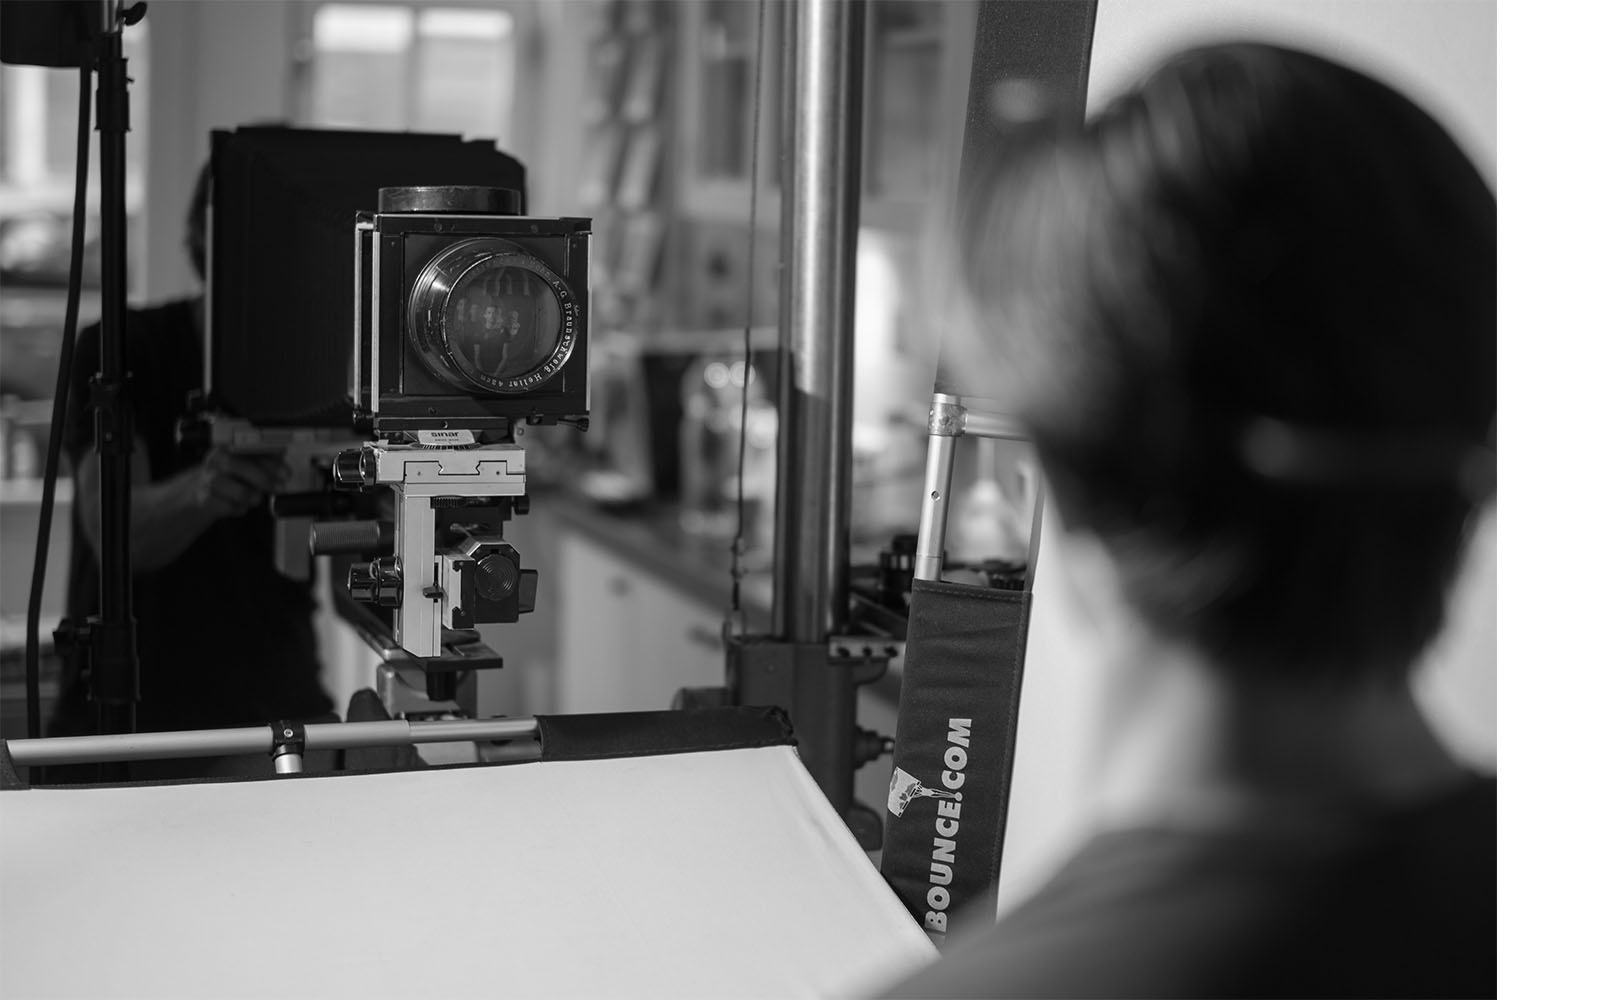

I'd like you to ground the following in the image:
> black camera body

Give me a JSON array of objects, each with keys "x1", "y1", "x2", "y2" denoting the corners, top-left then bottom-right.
[{"x1": 352, "y1": 186, "x2": 591, "y2": 437}]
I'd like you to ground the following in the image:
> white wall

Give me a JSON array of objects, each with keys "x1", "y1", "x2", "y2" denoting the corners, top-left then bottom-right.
[
  {"x1": 140, "y1": 0, "x2": 297, "y2": 305},
  {"x1": 137, "y1": 0, "x2": 592, "y2": 303},
  {"x1": 1087, "y1": 0, "x2": 1496, "y2": 182},
  {"x1": 998, "y1": 0, "x2": 1498, "y2": 911}
]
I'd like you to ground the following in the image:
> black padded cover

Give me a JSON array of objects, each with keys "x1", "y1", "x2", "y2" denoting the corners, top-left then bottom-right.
[
  {"x1": 536, "y1": 706, "x2": 796, "y2": 762},
  {"x1": 0, "y1": 734, "x2": 26, "y2": 789},
  {"x1": 879, "y1": 579, "x2": 1032, "y2": 945}
]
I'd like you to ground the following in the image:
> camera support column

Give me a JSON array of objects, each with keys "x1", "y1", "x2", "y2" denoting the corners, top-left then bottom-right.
[
  {"x1": 341, "y1": 441, "x2": 527, "y2": 659},
  {"x1": 396, "y1": 489, "x2": 443, "y2": 657}
]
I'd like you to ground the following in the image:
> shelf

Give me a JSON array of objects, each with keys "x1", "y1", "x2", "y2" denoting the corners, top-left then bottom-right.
[
  {"x1": 0, "y1": 479, "x2": 73, "y2": 506},
  {"x1": 879, "y1": 26, "x2": 944, "y2": 50},
  {"x1": 0, "y1": 285, "x2": 102, "y2": 325},
  {"x1": 0, "y1": 177, "x2": 146, "y2": 217}
]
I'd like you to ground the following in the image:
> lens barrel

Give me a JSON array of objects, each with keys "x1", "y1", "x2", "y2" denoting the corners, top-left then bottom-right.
[
  {"x1": 406, "y1": 237, "x2": 579, "y2": 396},
  {"x1": 378, "y1": 185, "x2": 521, "y2": 215}
]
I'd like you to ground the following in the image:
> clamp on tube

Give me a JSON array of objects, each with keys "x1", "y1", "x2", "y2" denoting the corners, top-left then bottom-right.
[
  {"x1": 271, "y1": 720, "x2": 306, "y2": 775},
  {"x1": 915, "y1": 395, "x2": 967, "y2": 581}
]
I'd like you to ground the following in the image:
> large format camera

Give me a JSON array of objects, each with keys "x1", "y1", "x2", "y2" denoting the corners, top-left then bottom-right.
[
  {"x1": 203, "y1": 129, "x2": 590, "y2": 700},
  {"x1": 334, "y1": 184, "x2": 591, "y2": 666},
  {"x1": 351, "y1": 185, "x2": 590, "y2": 436}
]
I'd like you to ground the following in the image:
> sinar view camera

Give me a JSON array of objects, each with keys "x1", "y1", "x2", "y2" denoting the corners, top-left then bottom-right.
[
  {"x1": 192, "y1": 128, "x2": 588, "y2": 723},
  {"x1": 334, "y1": 185, "x2": 588, "y2": 668}
]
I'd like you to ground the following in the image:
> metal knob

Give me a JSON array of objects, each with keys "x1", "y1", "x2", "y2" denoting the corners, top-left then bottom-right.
[
  {"x1": 372, "y1": 557, "x2": 403, "y2": 606},
  {"x1": 349, "y1": 557, "x2": 403, "y2": 607},
  {"x1": 348, "y1": 563, "x2": 378, "y2": 604}
]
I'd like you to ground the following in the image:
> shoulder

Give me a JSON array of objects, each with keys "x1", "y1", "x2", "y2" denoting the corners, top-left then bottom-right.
[
  {"x1": 76, "y1": 298, "x2": 198, "y2": 342},
  {"x1": 73, "y1": 298, "x2": 200, "y2": 366},
  {"x1": 1359, "y1": 774, "x2": 1494, "y2": 876},
  {"x1": 131, "y1": 298, "x2": 201, "y2": 347},
  {"x1": 883, "y1": 789, "x2": 1497, "y2": 1000},
  {"x1": 883, "y1": 829, "x2": 1310, "y2": 998},
  {"x1": 1361, "y1": 774, "x2": 1495, "y2": 907},
  {"x1": 1257, "y1": 777, "x2": 1498, "y2": 996}
]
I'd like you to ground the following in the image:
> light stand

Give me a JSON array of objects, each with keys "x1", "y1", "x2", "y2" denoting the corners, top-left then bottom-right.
[{"x1": 85, "y1": 1, "x2": 144, "y2": 740}]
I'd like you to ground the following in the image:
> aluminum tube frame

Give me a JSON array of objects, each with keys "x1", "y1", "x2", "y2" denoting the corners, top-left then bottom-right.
[
  {"x1": 772, "y1": 0, "x2": 865, "y2": 643},
  {"x1": 6, "y1": 717, "x2": 541, "y2": 768},
  {"x1": 914, "y1": 393, "x2": 964, "y2": 581},
  {"x1": 962, "y1": 409, "x2": 1027, "y2": 441},
  {"x1": 914, "y1": 433, "x2": 959, "y2": 582}
]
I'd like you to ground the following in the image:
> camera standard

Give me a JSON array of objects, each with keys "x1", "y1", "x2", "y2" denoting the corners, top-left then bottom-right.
[
  {"x1": 350, "y1": 184, "x2": 590, "y2": 436},
  {"x1": 333, "y1": 185, "x2": 591, "y2": 667}
]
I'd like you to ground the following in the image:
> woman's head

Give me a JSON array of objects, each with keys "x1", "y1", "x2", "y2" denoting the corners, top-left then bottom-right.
[{"x1": 957, "y1": 43, "x2": 1495, "y2": 681}]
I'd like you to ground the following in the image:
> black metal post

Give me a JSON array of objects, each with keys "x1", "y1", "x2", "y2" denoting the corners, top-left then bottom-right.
[{"x1": 89, "y1": 2, "x2": 138, "y2": 737}]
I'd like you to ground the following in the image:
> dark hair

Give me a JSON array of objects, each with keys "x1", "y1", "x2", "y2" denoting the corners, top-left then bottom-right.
[{"x1": 957, "y1": 43, "x2": 1495, "y2": 681}]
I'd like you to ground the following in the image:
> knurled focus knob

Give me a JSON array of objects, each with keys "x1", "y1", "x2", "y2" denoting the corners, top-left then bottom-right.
[{"x1": 475, "y1": 553, "x2": 518, "y2": 602}]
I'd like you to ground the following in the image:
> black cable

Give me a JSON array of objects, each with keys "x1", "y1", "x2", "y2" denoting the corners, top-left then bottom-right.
[
  {"x1": 25, "y1": 59, "x2": 93, "y2": 741},
  {"x1": 729, "y1": 0, "x2": 768, "y2": 634}
]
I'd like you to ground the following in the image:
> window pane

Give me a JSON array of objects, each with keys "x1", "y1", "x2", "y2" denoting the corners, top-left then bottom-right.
[
  {"x1": 869, "y1": 0, "x2": 943, "y2": 200},
  {"x1": 418, "y1": 8, "x2": 511, "y2": 41},
  {"x1": 414, "y1": 7, "x2": 514, "y2": 138},
  {"x1": 697, "y1": 0, "x2": 758, "y2": 179},
  {"x1": 309, "y1": 4, "x2": 413, "y2": 130},
  {"x1": 0, "y1": 69, "x2": 9, "y2": 181},
  {"x1": 44, "y1": 64, "x2": 83, "y2": 177},
  {"x1": 314, "y1": 4, "x2": 414, "y2": 52},
  {"x1": 3, "y1": 67, "x2": 47, "y2": 185}
]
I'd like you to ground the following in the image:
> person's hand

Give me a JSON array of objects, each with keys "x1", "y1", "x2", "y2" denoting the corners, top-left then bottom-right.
[{"x1": 189, "y1": 448, "x2": 288, "y2": 519}]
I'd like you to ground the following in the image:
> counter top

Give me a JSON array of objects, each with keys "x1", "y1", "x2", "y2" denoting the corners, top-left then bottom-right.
[
  {"x1": 537, "y1": 490, "x2": 775, "y2": 629},
  {"x1": 0, "y1": 478, "x2": 73, "y2": 506},
  {"x1": 539, "y1": 489, "x2": 908, "y2": 709},
  {"x1": 537, "y1": 489, "x2": 912, "y2": 642}
]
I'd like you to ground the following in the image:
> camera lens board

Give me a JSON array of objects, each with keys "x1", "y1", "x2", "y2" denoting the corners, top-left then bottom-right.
[
  {"x1": 356, "y1": 207, "x2": 589, "y2": 433},
  {"x1": 407, "y1": 238, "x2": 580, "y2": 396}
]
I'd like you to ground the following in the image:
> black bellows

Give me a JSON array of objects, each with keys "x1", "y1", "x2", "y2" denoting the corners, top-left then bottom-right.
[{"x1": 207, "y1": 127, "x2": 524, "y2": 427}]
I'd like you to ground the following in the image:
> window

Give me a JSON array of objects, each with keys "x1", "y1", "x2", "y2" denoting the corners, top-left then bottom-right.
[
  {"x1": 1, "y1": 22, "x2": 149, "y2": 420},
  {"x1": 866, "y1": 0, "x2": 944, "y2": 201},
  {"x1": 298, "y1": 3, "x2": 515, "y2": 140},
  {"x1": 0, "y1": 21, "x2": 149, "y2": 286},
  {"x1": 694, "y1": 0, "x2": 760, "y2": 181}
]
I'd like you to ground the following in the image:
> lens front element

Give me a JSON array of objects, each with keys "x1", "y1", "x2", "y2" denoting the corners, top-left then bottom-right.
[{"x1": 408, "y1": 238, "x2": 579, "y2": 395}]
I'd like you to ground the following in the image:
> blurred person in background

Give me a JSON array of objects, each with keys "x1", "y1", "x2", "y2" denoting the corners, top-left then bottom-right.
[
  {"x1": 47, "y1": 165, "x2": 333, "y2": 774},
  {"x1": 883, "y1": 42, "x2": 1494, "y2": 999}
]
